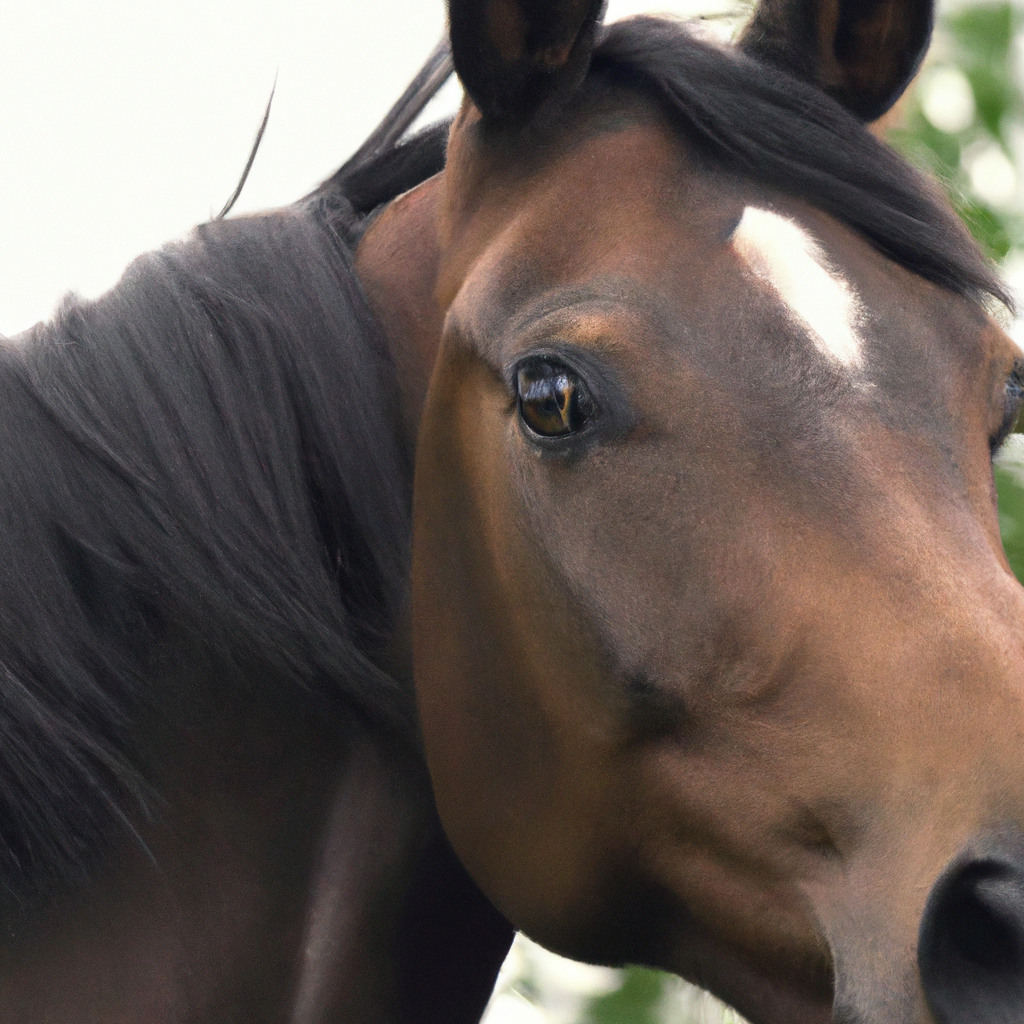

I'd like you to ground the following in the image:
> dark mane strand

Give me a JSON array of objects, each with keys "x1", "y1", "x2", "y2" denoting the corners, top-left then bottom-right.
[
  {"x1": 307, "y1": 119, "x2": 451, "y2": 244},
  {"x1": 0, "y1": 54, "x2": 452, "y2": 909},
  {"x1": 593, "y1": 17, "x2": 1011, "y2": 311},
  {"x1": 216, "y1": 78, "x2": 277, "y2": 220},
  {"x1": 305, "y1": 38, "x2": 453, "y2": 242}
]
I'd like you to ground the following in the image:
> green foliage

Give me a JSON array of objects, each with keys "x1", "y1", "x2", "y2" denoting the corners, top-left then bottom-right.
[
  {"x1": 580, "y1": 968, "x2": 667, "y2": 1024},
  {"x1": 889, "y1": 2, "x2": 1023, "y2": 260},
  {"x1": 954, "y1": 4, "x2": 1016, "y2": 136},
  {"x1": 998, "y1": 464, "x2": 1024, "y2": 580}
]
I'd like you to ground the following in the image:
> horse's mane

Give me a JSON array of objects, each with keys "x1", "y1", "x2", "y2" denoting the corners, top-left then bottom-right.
[
  {"x1": 593, "y1": 16, "x2": 1010, "y2": 310},
  {"x1": 0, "y1": 61, "x2": 449, "y2": 909}
]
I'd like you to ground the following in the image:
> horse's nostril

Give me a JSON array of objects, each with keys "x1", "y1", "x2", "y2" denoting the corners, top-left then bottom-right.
[
  {"x1": 955, "y1": 874, "x2": 1024, "y2": 972},
  {"x1": 919, "y1": 839, "x2": 1024, "y2": 1024}
]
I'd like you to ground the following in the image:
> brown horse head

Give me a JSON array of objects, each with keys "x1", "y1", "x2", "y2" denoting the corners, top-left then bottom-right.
[{"x1": 357, "y1": 0, "x2": 1024, "y2": 1020}]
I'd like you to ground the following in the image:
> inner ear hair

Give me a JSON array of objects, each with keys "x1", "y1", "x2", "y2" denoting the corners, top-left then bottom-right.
[
  {"x1": 447, "y1": 0, "x2": 607, "y2": 124},
  {"x1": 739, "y1": 0, "x2": 934, "y2": 122}
]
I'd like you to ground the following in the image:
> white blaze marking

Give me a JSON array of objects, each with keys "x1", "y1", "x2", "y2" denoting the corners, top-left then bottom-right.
[{"x1": 731, "y1": 206, "x2": 865, "y2": 369}]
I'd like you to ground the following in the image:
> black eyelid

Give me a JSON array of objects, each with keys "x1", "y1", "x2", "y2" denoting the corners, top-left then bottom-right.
[{"x1": 506, "y1": 346, "x2": 592, "y2": 391}]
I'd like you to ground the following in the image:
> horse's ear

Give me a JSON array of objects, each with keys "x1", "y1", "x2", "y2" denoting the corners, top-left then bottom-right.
[
  {"x1": 447, "y1": 0, "x2": 607, "y2": 123},
  {"x1": 739, "y1": 0, "x2": 934, "y2": 121}
]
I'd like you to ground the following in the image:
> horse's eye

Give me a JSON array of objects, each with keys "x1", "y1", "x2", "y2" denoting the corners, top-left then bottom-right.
[
  {"x1": 992, "y1": 359, "x2": 1024, "y2": 454},
  {"x1": 516, "y1": 360, "x2": 593, "y2": 438}
]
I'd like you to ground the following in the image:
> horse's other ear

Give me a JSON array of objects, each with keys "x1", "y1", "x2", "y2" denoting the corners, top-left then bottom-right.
[
  {"x1": 739, "y1": 0, "x2": 934, "y2": 121},
  {"x1": 447, "y1": 0, "x2": 607, "y2": 123}
]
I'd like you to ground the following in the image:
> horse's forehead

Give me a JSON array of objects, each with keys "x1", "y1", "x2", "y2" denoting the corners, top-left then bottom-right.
[
  {"x1": 444, "y1": 115, "x2": 740, "y2": 330},
  {"x1": 441, "y1": 110, "x2": 710, "y2": 291},
  {"x1": 445, "y1": 106, "x2": 1003, "y2": 400}
]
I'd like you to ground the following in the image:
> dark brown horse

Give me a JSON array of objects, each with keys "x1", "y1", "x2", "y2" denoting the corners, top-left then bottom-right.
[
  {"x1": 3, "y1": 0, "x2": 1024, "y2": 1021},
  {"x1": 365, "y1": 1, "x2": 1024, "y2": 1022}
]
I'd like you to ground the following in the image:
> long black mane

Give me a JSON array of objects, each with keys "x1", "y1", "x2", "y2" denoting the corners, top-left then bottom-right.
[{"x1": 0, "y1": 57, "x2": 449, "y2": 908}]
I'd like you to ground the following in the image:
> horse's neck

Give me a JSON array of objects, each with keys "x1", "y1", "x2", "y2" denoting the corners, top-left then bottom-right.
[
  {"x1": 0, "y1": 695, "x2": 509, "y2": 1023},
  {"x1": 288, "y1": 728, "x2": 512, "y2": 1024},
  {"x1": 352, "y1": 175, "x2": 519, "y2": 1019},
  {"x1": 356, "y1": 174, "x2": 447, "y2": 447}
]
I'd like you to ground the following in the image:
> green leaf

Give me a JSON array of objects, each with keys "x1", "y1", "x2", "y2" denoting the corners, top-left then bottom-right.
[
  {"x1": 581, "y1": 967, "x2": 669, "y2": 1024},
  {"x1": 997, "y1": 464, "x2": 1024, "y2": 582}
]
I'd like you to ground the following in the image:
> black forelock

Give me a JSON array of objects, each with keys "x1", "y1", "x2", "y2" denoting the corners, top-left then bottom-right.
[{"x1": 592, "y1": 16, "x2": 1010, "y2": 311}]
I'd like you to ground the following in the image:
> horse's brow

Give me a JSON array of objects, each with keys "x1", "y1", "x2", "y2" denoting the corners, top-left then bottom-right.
[
  {"x1": 454, "y1": 281, "x2": 678, "y2": 366},
  {"x1": 503, "y1": 280, "x2": 668, "y2": 340}
]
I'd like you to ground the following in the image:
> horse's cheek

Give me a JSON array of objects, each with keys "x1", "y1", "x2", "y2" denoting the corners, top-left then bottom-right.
[{"x1": 412, "y1": 352, "x2": 610, "y2": 926}]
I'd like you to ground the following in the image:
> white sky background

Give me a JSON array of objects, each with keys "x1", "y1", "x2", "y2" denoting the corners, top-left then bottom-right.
[{"x1": 0, "y1": 0, "x2": 735, "y2": 337}]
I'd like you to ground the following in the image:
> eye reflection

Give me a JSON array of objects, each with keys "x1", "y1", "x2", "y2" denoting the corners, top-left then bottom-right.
[{"x1": 516, "y1": 361, "x2": 593, "y2": 438}]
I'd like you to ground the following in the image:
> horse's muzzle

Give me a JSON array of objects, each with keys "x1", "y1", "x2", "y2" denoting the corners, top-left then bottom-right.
[{"x1": 918, "y1": 829, "x2": 1024, "y2": 1024}]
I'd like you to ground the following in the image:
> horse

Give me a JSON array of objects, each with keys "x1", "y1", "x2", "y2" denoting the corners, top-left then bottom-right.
[
  {"x1": 361, "y1": 0, "x2": 1024, "y2": 1022},
  {"x1": 0, "y1": 44, "x2": 513, "y2": 1023},
  {"x1": 3, "y1": 1, "x2": 1024, "y2": 1022}
]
